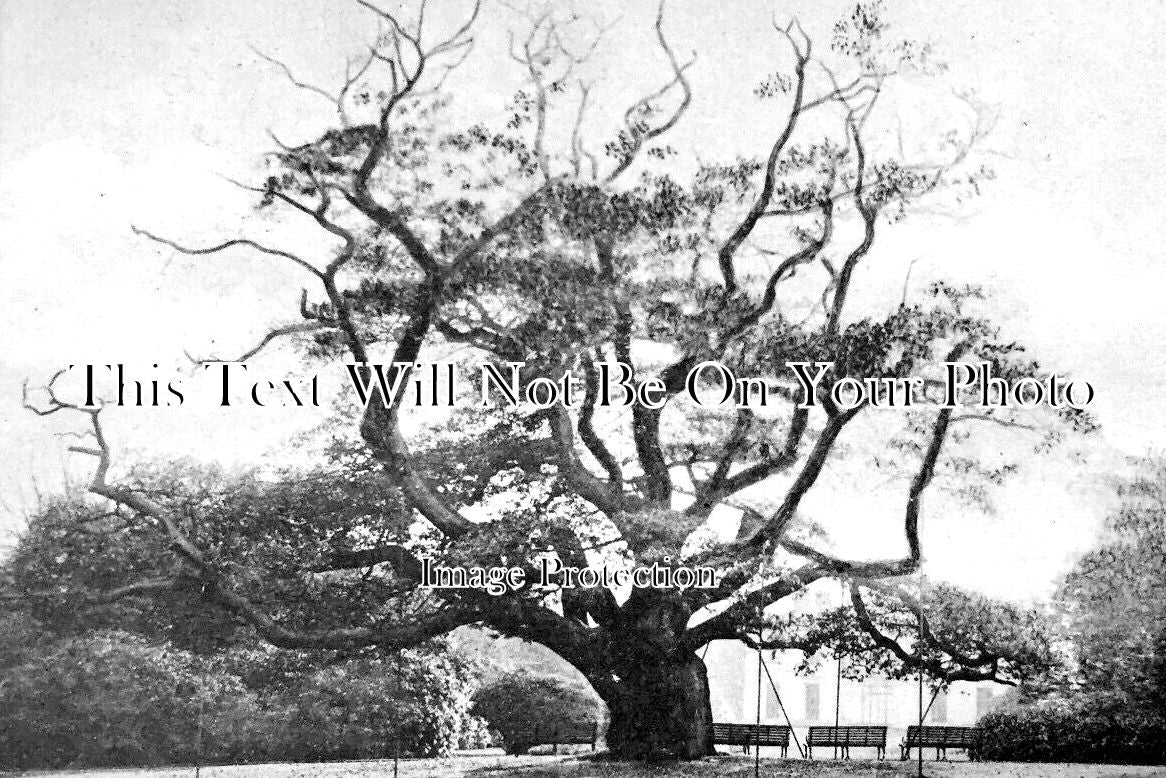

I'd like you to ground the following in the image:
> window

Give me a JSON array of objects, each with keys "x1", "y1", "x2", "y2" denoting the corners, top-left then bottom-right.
[
  {"x1": 762, "y1": 678, "x2": 780, "y2": 721},
  {"x1": 805, "y1": 682, "x2": 820, "y2": 721},
  {"x1": 976, "y1": 687, "x2": 994, "y2": 718},
  {"x1": 860, "y1": 681, "x2": 890, "y2": 723},
  {"x1": 930, "y1": 689, "x2": 948, "y2": 724}
]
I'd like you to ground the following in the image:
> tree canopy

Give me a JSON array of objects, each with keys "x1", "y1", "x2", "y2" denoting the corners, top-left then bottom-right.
[
  {"x1": 21, "y1": 0, "x2": 1094, "y2": 758},
  {"x1": 1057, "y1": 456, "x2": 1166, "y2": 710}
]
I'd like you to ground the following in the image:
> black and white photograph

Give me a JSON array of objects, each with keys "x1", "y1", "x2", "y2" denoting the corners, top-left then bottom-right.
[{"x1": 2, "y1": 1, "x2": 1165, "y2": 776}]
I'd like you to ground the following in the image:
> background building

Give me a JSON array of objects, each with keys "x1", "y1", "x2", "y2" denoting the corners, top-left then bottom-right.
[{"x1": 702, "y1": 580, "x2": 1012, "y2": 758}]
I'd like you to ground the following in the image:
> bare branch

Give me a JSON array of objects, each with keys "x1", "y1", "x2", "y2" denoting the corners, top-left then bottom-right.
[
  {"x1": 185, "y1": 321, "x2": 333, "y2": 365},
  {"x1": 252, "y1": 46, "x2": 340, "y2": 106},
  {"x1": 602, "y1": 236, "x2": 672, "y2": 503},
  {"x1": 570, "y1": 81, "x2": 594, "y2": 178},
  {"x1": 577, "y1": 351, "x2": 623, "y2": 489},
  {"x1": 549, "y1": 404, "x2": 624, "y2": 517},
  {"x1": 730, "y1": 194, "x2": 836, "y2": 339},
  {"x1": 683, "y1": 562, "x2": 829, "y2": 650},
  {"x1": 97, "y1": 577, "x2": 179, "y2": 603},
  {"x1": 716, "y1": 20, "x2": 811, "y2": 294},
  {"x1": 347, "y1": 0, "x2": 479, "y2": 269},
  {"x1": 604, "y1": 0, "x2": 694, "y2": 183},
  {"x1": 130, "y1": 226, "x2": 323, "y2": 280},
  {"x1": 742, "y1": 412, "x2": 851, "y2": 547},
  {"x1": 949, "y1": 412, "x2": 1038, "y2": 433},
  {"x1": 448, "y1": 185, "x2": 549, "y2": 271},
  {"x1": 825, "y1": 119, "x2": 878, "y2": 337}
]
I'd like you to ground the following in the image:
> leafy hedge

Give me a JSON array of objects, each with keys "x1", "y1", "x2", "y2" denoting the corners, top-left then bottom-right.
[
  {"x1": 471, "y1": 670, "x2": 604, "y2": 754},
  {"x1": 284, "y1": 651, "x2": 477, "y2": 760},
  {"x1": 0, "y1": 631, "x2": 270, "y2": 769},
  {"x1": 977, "y1": 693, "x2": 1166, "y2": 765},
  {"x1": 0, "y1": 629, "x2": 481, "y2": 770}
]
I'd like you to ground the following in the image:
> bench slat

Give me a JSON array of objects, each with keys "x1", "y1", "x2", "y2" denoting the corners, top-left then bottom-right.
[
  {"x1": 903, "y1": 725, "x2": 981, "y2": 748},
  {"x1": 712, "y1": 723, "x2": 791, "y2": 756},
  {"x1": 806, "y1": 725, "x2": 887, "y2": 747},
  {"x1": 806, "y1": 725, "x2": 888, "y2": 759},
  {"x1": 712, "y1": 723, "x2": 791, "y2": 746}
]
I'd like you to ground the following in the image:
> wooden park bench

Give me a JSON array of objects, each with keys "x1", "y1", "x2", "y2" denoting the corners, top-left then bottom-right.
[
  {"x1": 712, "y1": 723, "x2": 792, "y2": 757},
  {"x1": 900, "y1": 725, "x2": 982, "y2": 761},
  {"x1": 506, "y1": 721, "x2": 599, "y2": 754},
  {"x1": 806, "y1": 725, "x2": 887, "y2": 759}
]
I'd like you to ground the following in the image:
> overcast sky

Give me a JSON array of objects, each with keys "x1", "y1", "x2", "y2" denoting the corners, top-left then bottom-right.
[{"x1": 1, "y1": 0, "x2": 1163, "y2": 599}]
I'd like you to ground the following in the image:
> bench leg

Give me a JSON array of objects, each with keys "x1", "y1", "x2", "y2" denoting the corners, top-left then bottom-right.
[
  {"x1": 900, "y1": 746, "x2": 909, "y2": 761},
  {"x1": 807, "y1": 746, "x2": 812, "y2": 759}
]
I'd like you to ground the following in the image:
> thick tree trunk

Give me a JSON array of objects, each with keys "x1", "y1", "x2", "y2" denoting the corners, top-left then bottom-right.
[{"x1": 599, "y1": 651, "x2": 716, "y2": 759}]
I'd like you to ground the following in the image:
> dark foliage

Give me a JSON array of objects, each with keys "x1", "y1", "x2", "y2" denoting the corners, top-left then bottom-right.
[
  {"x1": 471, "y1": 670, "x2": 604, "y2": 754},
  {"x1": 975, "y1": 458, "x2": 1166, "y2": 766},
  {"x1": 977, "y1": 692, "x2": 1166, "y2": 765},
  {"x1": 0, "y1": 630, "x2": 267, "y2": 770},
  {"x1": 280, "y1": 650, "x2": 478, "y2": 760},
  {"x1": 0, "y1": 621, "x2": 481, "y2": 769}
]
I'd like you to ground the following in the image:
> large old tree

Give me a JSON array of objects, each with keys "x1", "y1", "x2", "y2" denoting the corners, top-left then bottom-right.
[{"x1": 26, "y1": 1, "x2": 1089, "y2": 759}]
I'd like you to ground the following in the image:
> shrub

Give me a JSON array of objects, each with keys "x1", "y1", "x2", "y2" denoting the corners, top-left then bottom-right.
[
  {"x1": 0, "y1": 631, "x2": 481, "y2": 769},
  {"x1": 458, "y1": 715, "x2": 497, "y2": 750},
  {"x1": 283, "y1": 649, "x2": 479, "y2": 760},
  {"x1": 977, "y1": 691, "x2": 1166, "y2": 765},
  {"x1": 471, "y1": 671, "x2": 603, "y2": 754},
  {"x1": 0, "y1": 631, "x2": 261, "y2": 770}
]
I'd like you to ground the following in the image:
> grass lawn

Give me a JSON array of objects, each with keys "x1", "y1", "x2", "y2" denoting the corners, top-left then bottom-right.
[{"x1": 16, "y1": 754, "x2": 1165, "y2": 778}]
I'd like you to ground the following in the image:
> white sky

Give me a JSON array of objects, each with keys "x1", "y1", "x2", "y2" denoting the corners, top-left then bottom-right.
[{"x1": 1, "y1": 0, "x2": 1163, "y2": 600}]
